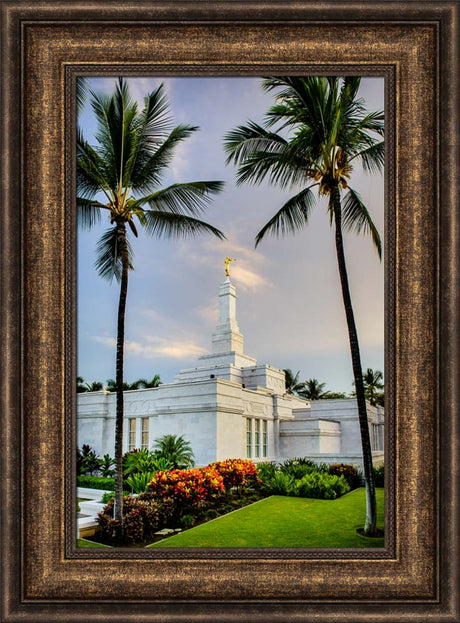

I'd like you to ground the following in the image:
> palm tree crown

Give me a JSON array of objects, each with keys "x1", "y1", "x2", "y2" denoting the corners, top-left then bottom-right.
[
  {"x1": 297, "y1": 378, "x2": 327, "y2": 400},
  {"x1": 363, "y1": 368, "x2": 384, "y2": 405},
  {"x1": 77, "y1": 77, "x2": 225, "y2": 282},
  {"x1": 283, "y1": 369, "x2": 304, "y2": 395},
  {"x1": 152, "y1": 434, "x2": 195, "y2": 469},
  {"x1": 224, "y1": 76, "x2": 383, "y2": 252}
]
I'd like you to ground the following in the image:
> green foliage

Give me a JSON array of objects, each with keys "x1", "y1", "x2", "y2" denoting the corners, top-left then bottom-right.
[
  {"x1": 179, "y1": 514, "x2": 196, "y2": 529},
  {"x1": 258, "y1": 458, "x2": 351, "y2": 499},
  {"x1": 99, "y1": 453, "x2": 115, "y2": 478},
  {"x1": 77, "y1": 475, "x2": 115, "y2": 491},
  {"x1": 126, "y1": 471, "x2": 158, "y2": 494},
  {"x1": 123, "y1": 449, "x2": 173, "y2": 475},
  {"x1": 264, "y1": 471, "x2": 297, "y2": 496},
  {"x1": 295, "y1": 472, "x2": 350, "y2": 500},
  {"x1": 152, "y1": 434, "x2": 195, "y2": 469},
  {"x1": 373, "y1": 463, "x2": 384, "y2": 487},
  {"x1": 329, "y1": 463, "x2": 362, "y2": 489},
  {"x1": 76, "y1": 444, "x2": 101, "y2": 475},
  {"x1": 256, "y1": 461, "x2": 278, "y2": 482}
]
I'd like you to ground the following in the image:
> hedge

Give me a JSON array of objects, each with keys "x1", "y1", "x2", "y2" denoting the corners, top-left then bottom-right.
[{"x1": 77, "y1": 475, "x2": 115, "y2": 491}]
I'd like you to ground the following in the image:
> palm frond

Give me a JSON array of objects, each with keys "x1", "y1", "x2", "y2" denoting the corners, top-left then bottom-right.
[
  {"x1": 135, "y1": 181, "x2": 224, "y2": 216},
  {"x1": 223, "y1": 121, "x2": 288, "y2": 165},
  {"x1": 142, "y1": 211, "x2": 225, "y2": 241},
  {"x1": 255, "y1": 185, "x2": 317, "y2": 247},
  {"x1": 130, "y1": 124, "x2": 198, "y2": 192},
  {"x1": 95, "y1": 226, "x2": 134, "y2": 282},
  {"x1": 350, "y1": 141, "x2": 384, "y2": 174},
  {"x1": 341, "y1": 188, "x2": 382, "y2": 259},
  {"x1": 77, "y1": 129, "x2": 112, "y2": 198},
  {"x1": 77, "y1": 197, "x2": 106, "y2": 229}
]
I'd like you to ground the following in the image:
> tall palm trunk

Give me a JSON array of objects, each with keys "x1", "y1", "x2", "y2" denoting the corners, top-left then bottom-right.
[
  {"x1": 331, "y1": 185, "x2": 377, "y2": 535},
  {"x1": 113, "y1": 222, "x2": 129, "y2": 524}
]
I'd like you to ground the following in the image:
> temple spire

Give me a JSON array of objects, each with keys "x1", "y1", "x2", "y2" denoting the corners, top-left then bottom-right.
[{"x1": 211, "y1": 277, "x2": 244, "y2": 355}]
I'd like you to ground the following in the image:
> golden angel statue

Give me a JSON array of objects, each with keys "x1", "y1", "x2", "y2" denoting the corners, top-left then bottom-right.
[{"x1": 224, "y1": 256, "x2": 236, "y2": 277}]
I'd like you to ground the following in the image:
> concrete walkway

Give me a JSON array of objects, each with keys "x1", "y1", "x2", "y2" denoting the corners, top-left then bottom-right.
[{"x1": 78, "y1": 487, "x2": 111, "y2": 537}]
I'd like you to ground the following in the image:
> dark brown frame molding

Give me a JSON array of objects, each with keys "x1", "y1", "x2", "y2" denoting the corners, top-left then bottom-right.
[{"x1": 1, "y1": 2, "x2": 459, "y2": 621}]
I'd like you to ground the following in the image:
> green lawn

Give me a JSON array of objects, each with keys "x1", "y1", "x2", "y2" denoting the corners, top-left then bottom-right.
[{"x1": 148, "y1": 488, "x2": 384, "y2": 548}]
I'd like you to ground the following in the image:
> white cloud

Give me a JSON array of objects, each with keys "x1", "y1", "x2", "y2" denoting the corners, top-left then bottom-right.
[
  {"x1": 230, "y1": 265, "x2": 272, "y2": 291},
  {"x1": 91, "y1": 334, "x2": 208, "y2": 360}
]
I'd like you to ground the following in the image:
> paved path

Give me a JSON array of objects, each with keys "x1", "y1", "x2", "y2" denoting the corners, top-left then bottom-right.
[{"x1": 78, "y1": 487, "x2": 111, "y2": 536}]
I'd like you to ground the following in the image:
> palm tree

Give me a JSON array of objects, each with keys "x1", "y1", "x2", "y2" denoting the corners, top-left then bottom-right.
[
  {"x1": 152, "y1": 434, "x2": 195, "y2": 469},
  {"x1": 224, "y1": 76, "x2": 384, "y2": 535},
  {"x1": 297, "y1": 378, "x2": 327, "y2": 400},
  {"x1": 77, "y1": 78, "x2": 225, "y2": 523},
  {"x1": 76, "y1": 376, "x2": 88, "y2": 393},
  {"x1": 85, "y1": 380, "x2": 104, "y2": 392},
  {"x1": 135, "y1": 374, "x2": 162, "y2": 389},
  {"x1": 363, "y1": 368, "x2": 384, "y2": 406},
  {"x1": 283, "y1": 368, "x2": 304, "y2": 394}
]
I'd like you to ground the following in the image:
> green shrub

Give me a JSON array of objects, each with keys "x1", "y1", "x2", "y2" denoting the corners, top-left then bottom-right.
[
  {"x1": 328, "y1": 463, "x2": 362, "y2": 489},
  {"x1": 280, "y1": 458, "x2": 329, "y2": 478},
  {"x1": 126, "y1": 471, "x2": 157, "y2": 494},
  {"x1": 123, "y1": 449, "x2": 172, "y2": 476},
  {"x1": 179, "y1": 514, "x2": 196, "y2": 529},
  {"x1": 77, "y1": 475, "x2": 115, "y2": 491},
  {"x1": 373, "y1": 463, "x2": 384, "y2": 487},
  {"x1": 296, "y1": 472, "x2": 350, "y2": 500},
  {"x1": 76, "y1": 444, "x2": 101, "y2": 476},
  {"x1": 99, "y1": 453, "x2": 115, "y2": 478},
  {"x1": 256, "y1": 461, "x2": 278, "y2": 482},
  {"x1": 265, "y1": 471, "x2": 297, "y2": 496}
]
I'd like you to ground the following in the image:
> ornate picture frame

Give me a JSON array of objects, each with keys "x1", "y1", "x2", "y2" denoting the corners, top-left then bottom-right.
[{"x1": 1, "y1": 2, "x2": 458, "y2": 621}]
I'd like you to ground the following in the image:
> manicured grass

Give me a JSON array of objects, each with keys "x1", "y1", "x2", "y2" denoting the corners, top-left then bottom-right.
[
  {"x1": 77, "y1": 538, "x2": 112, "y2": 548},
  {"x1": 148, "y1": 488, "x2": 384, "y2": 548}
]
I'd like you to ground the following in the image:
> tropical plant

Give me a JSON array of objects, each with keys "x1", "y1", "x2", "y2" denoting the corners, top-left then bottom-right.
[
  {"x1": 123, "y1": 449, "x2": 172, "y2": 476},
  {"x1": 295, "y1": 472, "x2": 350, "y2": 499},
  {"x1": 77, "y1": 78, "x2": 225, "y2": 523},
  {"x1": 362, "y1": 368, "x2": 384, "y2": 406},
  {"x1": 297, "y1": 378, "x2": 328, "y2": 400},
  {"x1": 147, "y1": 466, "x2": 225, "y2": 511},
  {"x1": 77, "y1": 376, "x2": 88, "y2": 393},
  {"x1": 283, "y1": 369, "x2": 304, "y2": 395},
  {"x1": 85, "y1": 380, "x2": 104, "y2": 392},
  {"x1": 126, "y1": 471, "x2": 158, "y2": 494},
  {"x1": 209, "y1": 459, "x2": 259, "y2": 492},
  {"x1": 99, "y1": 453, "x2": 115, "y2": 477},
  {"x1": 135, "y1": 374, "x2": 162, "y2": 388},
  {"x1": 152, "y1": 434, "x2": 195, "y2": 469},
  {"x1": 224, "y1": 76, "x2": 383, "y2": 535},
  {"x1": 97, "y1": 495, "x2": 161, "y2": 542},
  {"x1": 328, "y1": 463, "x2": 362, "y2": 489},
  {"x1": 76, "y1": 444, "x2": 101, "y2": 475}
]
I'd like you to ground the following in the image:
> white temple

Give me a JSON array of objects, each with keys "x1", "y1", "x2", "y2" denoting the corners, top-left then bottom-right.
[{"x1": 78, "y1": 275, "x2": 384, "y2": 468}]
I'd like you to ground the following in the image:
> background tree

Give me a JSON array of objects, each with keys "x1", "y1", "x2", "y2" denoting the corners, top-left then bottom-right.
[
  {"x1": 76, "y1": 376, "x2": 88, "y2": 393},
  {"x1": 297, "y1": 378, "x2": 327, "y2": 400},
  {"x1": 77, "y1": 78, "x2": 224, "y2": 523},
  {"x1": 283, "y1": 369, "x2": 304, "y2": 395},
  {"x1": 363, "y1": 368, "x2": 384, "y2": 406},
  {"x1": 224, "y1": 76, "x2": 383, "y2": 535}
]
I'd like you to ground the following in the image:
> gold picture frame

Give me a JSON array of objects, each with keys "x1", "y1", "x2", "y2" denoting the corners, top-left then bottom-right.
[{"x1": 1, "y1": 1, "x2": 458, "y2": 621}]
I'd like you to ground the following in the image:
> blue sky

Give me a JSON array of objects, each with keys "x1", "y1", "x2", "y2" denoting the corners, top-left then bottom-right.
[{"x1": 77, "y1": 76, "x2": 384, "y2": 393}]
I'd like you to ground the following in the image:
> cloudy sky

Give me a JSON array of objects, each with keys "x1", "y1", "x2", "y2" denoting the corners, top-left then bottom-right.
[{"x1": 77, "y1": 76, "x2": 385, "y2": 394}]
